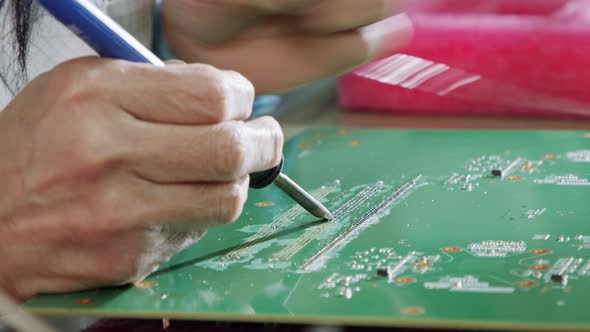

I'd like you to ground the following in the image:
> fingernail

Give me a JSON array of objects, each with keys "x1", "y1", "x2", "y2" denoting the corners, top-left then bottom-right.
[{"x1": 360, "y1": 13, "x2": 414, "y2": 59}]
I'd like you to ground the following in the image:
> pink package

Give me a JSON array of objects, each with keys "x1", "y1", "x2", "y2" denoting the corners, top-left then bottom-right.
[{"x1": 338, "y1": 0, "x2": 590, "y2": 118}]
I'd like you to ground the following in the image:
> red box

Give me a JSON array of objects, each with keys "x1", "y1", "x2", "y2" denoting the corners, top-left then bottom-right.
[{"x1": 339, "y1": 0, "x2": 590, "y2": 117}]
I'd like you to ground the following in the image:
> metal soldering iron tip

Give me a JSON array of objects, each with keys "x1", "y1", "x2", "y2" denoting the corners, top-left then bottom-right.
[
  {"x1": 322, "y1": 210, "x2": 335, "y2": 221},
  {"x1": 274, "y1": 173, "x2": 335, "y2": 221},
  {"x1": 308, "y1": 201, "x2": 334, "y2": 221}
]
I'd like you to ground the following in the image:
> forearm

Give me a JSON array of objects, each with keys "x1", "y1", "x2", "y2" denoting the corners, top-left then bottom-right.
[{"x1": 158, "y1": 0, "x2": 413, "y2": 93}]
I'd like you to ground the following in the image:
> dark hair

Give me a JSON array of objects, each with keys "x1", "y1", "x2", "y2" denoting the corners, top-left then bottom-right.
[{"x1": 0, "y1": 0, "x2": 37, "y2": 93}]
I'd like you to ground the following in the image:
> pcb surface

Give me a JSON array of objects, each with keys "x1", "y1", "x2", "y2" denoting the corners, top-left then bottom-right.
[{"x1": 26, "y1": 130, "x2": 590, "y2": 331}]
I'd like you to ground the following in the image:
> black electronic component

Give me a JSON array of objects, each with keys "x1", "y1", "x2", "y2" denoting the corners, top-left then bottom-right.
[
  {"x1": 377, "y1": 268, "x2": 389, "y2": 277},
  {"x1": 491, "y1": 169, "x2": 503, "y2": 176},
  {"x1": 551, "y1": 274, "x2": 564, "y2": 283}
]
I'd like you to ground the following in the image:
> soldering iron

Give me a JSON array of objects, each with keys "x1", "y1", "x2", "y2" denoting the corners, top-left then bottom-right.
[{"x1": 36, "y1": 0, "x2": 333, "y2": 221}]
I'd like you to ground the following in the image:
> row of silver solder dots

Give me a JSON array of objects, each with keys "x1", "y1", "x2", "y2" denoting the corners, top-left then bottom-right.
[
  {"x1": 332, "y1": 182, "x2": 384, "y2": 220},
  {"x1": 299, "y1": 176, "x2": 422, "y2": 271}
]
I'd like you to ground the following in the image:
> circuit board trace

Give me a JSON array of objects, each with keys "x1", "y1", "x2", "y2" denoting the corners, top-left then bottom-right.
[{"x1": 26, "y1": 130, "x2": 590, "y2": 331}]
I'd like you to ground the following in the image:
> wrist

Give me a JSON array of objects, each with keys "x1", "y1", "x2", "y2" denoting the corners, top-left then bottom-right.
[{"x1": 0, "y1": 111, "x2": 27, "y2": 212}]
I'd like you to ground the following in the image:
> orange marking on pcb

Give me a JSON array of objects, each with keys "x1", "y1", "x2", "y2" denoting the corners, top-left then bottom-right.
[
  {"x1": 136, "y1": 281, "x2": 158, "y2": 288},
  {"x1": 338, "y1": 129, "x2": 350, "y2": 136},
  {"x1": 75, "y1": 298, "x2": 96, "y2": 305},
  {"x1": 395, "y1": 277, "x2": 416, "y2": 284},
  {"x1": 532, "y1": 249, "x2": 551, "y2": 255},
  {"x1": 516, "y1": 280, "x2": 536, "y2": 288},
  {"x1": 348, "y1": 141, "x2": 362, "y2": 147},
  {"x1": 507, "y1": 176, "x2": 524, "y2": 181},
  {"x1": 401, "y1": 306, "x2": 424, "y2": 315},
  {"x1": 544, "y1": 154, "x2": 561, "y2": 160},
  {"x1": 255, "y1": 202, "x2": 275, "y2": 207},
  {"x1": 413, "y1": 262, "x2": 432, "y2": 268},
  {"x1": 441, "y1": 246, "x2": 461, "y2": 253}
]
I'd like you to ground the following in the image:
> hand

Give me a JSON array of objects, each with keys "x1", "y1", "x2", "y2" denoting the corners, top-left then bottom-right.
[
  {"x1": 0, "y1": 57, "x2": 283, "y2": 301},
  {"x1": 162, "y1": 0, "x2": 413, "y2": 93}
]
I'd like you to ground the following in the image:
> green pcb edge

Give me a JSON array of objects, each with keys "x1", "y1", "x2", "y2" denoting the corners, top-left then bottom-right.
[{"x1": 26, "y1": 129, "x2": 590, "y2": 331}]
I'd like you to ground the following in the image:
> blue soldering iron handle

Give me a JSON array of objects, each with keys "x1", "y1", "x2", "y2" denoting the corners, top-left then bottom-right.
[{"x1": 36, "y1": 0, "x2": 164, "y2": 66}]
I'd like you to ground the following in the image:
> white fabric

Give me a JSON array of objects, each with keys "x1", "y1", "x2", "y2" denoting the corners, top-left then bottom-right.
[{"x1": 0, "y1": 0, "x2": 154, "y2": 110}]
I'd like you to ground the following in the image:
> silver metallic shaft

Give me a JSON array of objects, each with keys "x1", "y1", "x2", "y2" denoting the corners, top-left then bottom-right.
[{"x1": 274, "y1": 173, "x2": 334, "y2": 220}]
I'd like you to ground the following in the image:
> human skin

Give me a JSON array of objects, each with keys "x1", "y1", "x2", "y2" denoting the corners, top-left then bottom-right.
[
  {"x1": 0, "y1": 58, "x2": 282, "y2": 301},
  {"x1": 0, "y1": 0, "x2": 412, "y2": 301},
  {"x1": 162, "y1": 0, "x2": 414, "y2": 92}
]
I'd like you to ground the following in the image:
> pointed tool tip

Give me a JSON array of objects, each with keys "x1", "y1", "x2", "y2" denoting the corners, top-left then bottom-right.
[
  {"x1": 274, "y1": 173, "x2": 335, "y2": 221},
  {"x1": 323, "y1": 211, "x2": 335, "y2": 221}
]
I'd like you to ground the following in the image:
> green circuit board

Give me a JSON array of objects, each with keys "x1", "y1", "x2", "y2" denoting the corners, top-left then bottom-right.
[{"x1": 26, "y1": 129, "x2": 590, "y2": 331}]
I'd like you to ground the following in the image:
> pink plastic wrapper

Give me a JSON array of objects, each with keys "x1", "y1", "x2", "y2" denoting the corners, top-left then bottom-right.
[{"x1": 338, "y1": 0, "x2": 590, "y2": 118}]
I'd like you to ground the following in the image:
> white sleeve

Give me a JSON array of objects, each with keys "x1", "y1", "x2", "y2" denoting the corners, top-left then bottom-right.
[{"x1": 0, "y1": 0, "x2": 155, "y2": 109}]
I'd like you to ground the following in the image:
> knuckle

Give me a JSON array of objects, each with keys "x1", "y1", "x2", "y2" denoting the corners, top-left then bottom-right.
[
  {"x1": 226, "y1": 70, "x2": 255, "y2": 120},
  {"x1": 182, "y1": 65, "x2": 254, "y2": 122},
  {"x1": 71, "y1": 119, "x2": 126, "y2": 175},
  {"x1": 204, "y1": 70, "x2": 231, "y2": 121},
  {"x1": 70, "y1": 140, "x2": 112, "y2": 176},
  {"x1": 49, "y1": 57, "x2": 112, "y2": 104},
  {"x1": 49, "y1": 62, "x2": 86, "y2": 102},
  {"x1": 213, "y1": 125, "x2": 248, "y2": 179},
  {"x1": 260, "y1": 116, "x2": 285, "y2": 166},
  {"x1": 217, "y1": 180, "x2": 248, "y2": 224},
  {"x1": 187, "y1": 64, "x2": 231, "y2": 122},
  {"x1": 91, "y1": 189, "x2": 131, "y2": 231}
]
